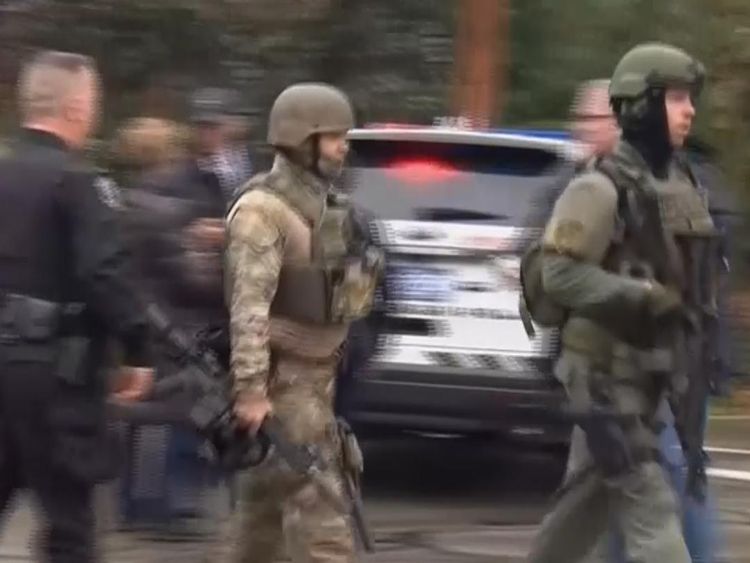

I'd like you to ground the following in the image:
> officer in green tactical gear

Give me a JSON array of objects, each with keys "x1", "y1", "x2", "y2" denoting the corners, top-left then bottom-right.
[
  {"x1": 224, "y1": 83, "x2": 381, "y2": 562},
  {"x1": 525, "y1": 43, "x2": 713, "y2": 563}
]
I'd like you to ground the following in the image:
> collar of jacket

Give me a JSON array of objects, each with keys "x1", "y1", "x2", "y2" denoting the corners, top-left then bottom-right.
[
  {"x1": 608, "y1": 139, "x2": 659, "y2": 180},
  {"x1": 267, "y1": 153, "x2": 329, "y2": 227},
  {"x1": 19, "y1": 128, "x2": 69, "y2": 151}
]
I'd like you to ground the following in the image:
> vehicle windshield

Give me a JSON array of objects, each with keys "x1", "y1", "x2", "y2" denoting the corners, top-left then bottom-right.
[{"x1": 347, "y1": 138, "x2": 570, "y2": 226}]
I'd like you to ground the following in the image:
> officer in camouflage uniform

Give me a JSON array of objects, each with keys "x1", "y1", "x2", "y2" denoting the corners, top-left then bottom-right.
[
  {"x1": 526, "y1": 43, "x2": 712, "y2": 563},
  {"x1": 225, "y1": 84, "x2": 381, "y2": 562}
]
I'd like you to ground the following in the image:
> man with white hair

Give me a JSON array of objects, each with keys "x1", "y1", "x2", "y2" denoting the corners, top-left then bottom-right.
[
  {"x1": 0, "y1": 50, "x2": 154, "y2": 561},
  {"x1": 524, "y1": 80, "x2": 620, "y2": 231},
  {"x1": 569, "y1": 79, "x2": 619, "y2": 162}
]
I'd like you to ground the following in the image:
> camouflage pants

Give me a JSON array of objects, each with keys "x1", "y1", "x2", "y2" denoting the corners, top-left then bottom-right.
[
  {"x1": 227, "y1": 453, "x2": 354, "y2": 563},
  {"x1": 527, "y1": 427, "x2": 690, "y2": 563},
  {"x1": 227, "y1": 357, "x2": 355, "y2": 563}
]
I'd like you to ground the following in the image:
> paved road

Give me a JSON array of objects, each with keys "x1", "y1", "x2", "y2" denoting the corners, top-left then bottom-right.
[{"x1": 1, "y1": 417, "x2": 749, "y2": 562}]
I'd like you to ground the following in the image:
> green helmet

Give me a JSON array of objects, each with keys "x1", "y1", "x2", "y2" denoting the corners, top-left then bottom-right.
[
  {"x1": 609, "y1": 43, "x2": 705, "y2": 100},
  {"x1": 267, "y1": 83, "x2": 354, "y2": 149}
]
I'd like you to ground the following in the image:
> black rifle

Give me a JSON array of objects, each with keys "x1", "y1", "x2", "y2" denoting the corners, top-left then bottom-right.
[
  {"x1": 671, "y1": 235, "x2": 721, "y2": 501},
  {"x1": 597, "y1": 156, "x2": 719, "y2": 501},
  {"x1": 143, "y1": 305, "x2": 375, "y2": 552},
  {"x1": 144, "y1": 304, "x2": 269, "y2": 469}
]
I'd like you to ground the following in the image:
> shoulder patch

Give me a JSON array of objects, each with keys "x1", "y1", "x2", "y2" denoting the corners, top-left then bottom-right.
[{"x1": 550, "y1": 219, "x2": 585, "y2": 252}]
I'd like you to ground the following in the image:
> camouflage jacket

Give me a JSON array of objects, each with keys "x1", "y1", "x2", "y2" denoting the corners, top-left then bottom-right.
[{"x1": 225, "y1": 154, "x2": 348, "y2": 396}]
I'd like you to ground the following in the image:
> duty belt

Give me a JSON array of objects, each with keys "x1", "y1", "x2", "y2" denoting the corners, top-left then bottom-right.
[
  {"x1": 0, "y1": 293, "x2": 84, "y2": 344},
  {"x1": 562, "y1": 316, "x2": 673, "y2": 374},
  {"x1": 611, "y1": 342, "x2": 673, "y2": 373}
]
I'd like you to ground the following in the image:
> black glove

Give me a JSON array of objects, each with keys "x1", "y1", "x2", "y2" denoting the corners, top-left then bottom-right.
[{"x1": 644, "y1": 281, "x2": 683, "y2": 321}]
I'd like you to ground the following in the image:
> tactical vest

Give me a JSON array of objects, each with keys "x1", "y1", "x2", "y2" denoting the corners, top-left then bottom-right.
[
  {"x1": 227, "y1": 169, "x2": 383, "y2": 327},
  {"x1": 560, "y1": 152, "x2": 720, "y2": 373},
  {"x1": 597, "y1": 154, "x2": 714, "y2": 284}
]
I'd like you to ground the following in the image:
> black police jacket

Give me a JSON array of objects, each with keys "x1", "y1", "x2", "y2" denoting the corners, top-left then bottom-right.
[{"x1": 0, "y1": 128, "x2": 152, "y2": 367}]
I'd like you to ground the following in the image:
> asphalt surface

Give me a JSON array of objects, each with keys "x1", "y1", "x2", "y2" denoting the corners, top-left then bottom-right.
[{"x1": 0, "y1": 417, "x2": 749, "y2": 562}]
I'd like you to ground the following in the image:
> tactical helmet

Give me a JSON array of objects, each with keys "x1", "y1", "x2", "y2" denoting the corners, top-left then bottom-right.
[
  {"x1": 609, "y1": 43, "x2": 705, "y2": 100},
  {"x1": 268, "y1": 83, "x2": 354, "y2": 149}
]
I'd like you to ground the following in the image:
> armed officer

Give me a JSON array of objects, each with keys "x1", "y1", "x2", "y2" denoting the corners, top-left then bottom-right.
[
  {"x1": 525, "y1": 43, "x2": 713, "y2": 563},
  {"x1": 225, "y1": 83, "x2": 381, "y2": 562},
  {"x1": 0, "y1": 51, "x2": 154, "y2": 561}
]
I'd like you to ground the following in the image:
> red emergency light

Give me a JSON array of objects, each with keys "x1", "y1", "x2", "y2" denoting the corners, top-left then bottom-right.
[{"x1": 384, "y1": 159, "x2": 460, "y2": 184}]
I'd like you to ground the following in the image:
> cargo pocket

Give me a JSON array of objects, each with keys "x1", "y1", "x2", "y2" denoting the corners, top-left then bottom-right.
[{"x1": 555, "y1": 351, "x2": 596, "y2": 410}]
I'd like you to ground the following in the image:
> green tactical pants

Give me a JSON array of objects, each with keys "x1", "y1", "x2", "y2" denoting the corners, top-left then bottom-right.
[
  {"x1": 528, "y1": 426, "x2": 690, "y2": 563},
  {"x1": 528, "y1": 347, "x2": 690, "y2": 563}
]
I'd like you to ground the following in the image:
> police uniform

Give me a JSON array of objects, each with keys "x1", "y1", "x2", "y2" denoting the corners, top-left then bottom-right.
[
  {"x1": 0, "y1": 129, "x2": 152, "y2": 562},
  {"x1": 526, "y1": 44, "x2": 713, "y2": 563},
  {"x1": 225, "y1": 84, "x2": 381, "y2": 563}
]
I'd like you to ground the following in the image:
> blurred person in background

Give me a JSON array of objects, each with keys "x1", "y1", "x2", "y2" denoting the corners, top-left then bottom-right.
[
  {"x1": 111, "y1": 117, "x2": 187, "y2": 188},
  {"x1": 111, "y1": 115, "x2": 231, "y2": 536},
  {"x1": 569, "y1": 79, "x2": 620, "y2": 164},
  {"x1": 683, "y1": 137, "x2": 737, "y2": 396},
  {"x1": 190, "y1": 87, "x2": 253, "y2": 208},
  {"x1": 523, "y1": 79, "x2": 619, "y2": 231},
  {"x1": 216, "y1": 93, "x2": 254, "y2": 203}
]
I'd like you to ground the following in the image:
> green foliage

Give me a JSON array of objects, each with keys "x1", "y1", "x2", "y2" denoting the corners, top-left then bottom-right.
[{"x1": 1, "y1": 0, "x2": 749, "y2": 202}]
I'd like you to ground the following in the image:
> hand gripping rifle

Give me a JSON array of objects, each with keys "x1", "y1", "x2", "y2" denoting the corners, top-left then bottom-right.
[{"x1": 143, "y1": 305, "x2": 375, "y2": 552}]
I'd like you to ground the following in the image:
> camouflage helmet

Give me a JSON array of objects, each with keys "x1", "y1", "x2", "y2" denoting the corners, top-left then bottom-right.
[
  {"x1": 609, "y1": 43, "x2": 705, "y2": 100},
  {"x1": 267, "y1": 83, "x2": 354, "y2": 149}
]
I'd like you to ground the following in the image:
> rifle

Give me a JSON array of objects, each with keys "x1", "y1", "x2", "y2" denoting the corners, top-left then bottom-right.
[
  {"x1": 597, "y1": 155, "x2": 719, "y2": 501},
  {"x1": 143, "y1": 305, "x2": 375, "y2": 552},
  {"x1": 262, "y1": 416, "x2": 375, "y2": 553},
  {"x1": 671, "y1": 235, "x2": 721, "y2": 501},
  {"x1": 562, "y1": 404, "x2": 641, "y2": 478}
]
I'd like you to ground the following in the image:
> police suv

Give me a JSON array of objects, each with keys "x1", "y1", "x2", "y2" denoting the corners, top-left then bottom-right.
[{"x1": 344, "y1": 125, "x2": 574, "y2": 443}]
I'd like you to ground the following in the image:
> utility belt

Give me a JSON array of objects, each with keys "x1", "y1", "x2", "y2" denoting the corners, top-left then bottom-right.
[
  {"x1": 0, "y1": 293, "x2": 75, "y2": 343},
  {"x1": 570, "y1": 405, "x2": 663, "y2": 478},
  {"x1": 557, "y1": 330, "x2": 668, "y2": 479},
  {"x1": 271, "y1": 249, "x2": 383, "y2": 325},
  {"x1": 561, "y1": 316, "x2": 674, "y2": 375},
  {"x1": 0, "y1": 293, "x2": 90, "y2": 385}
]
